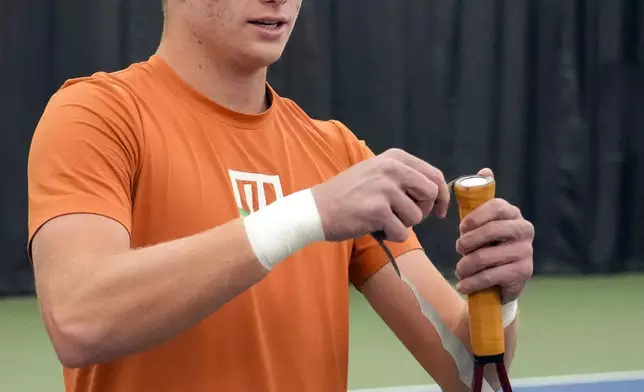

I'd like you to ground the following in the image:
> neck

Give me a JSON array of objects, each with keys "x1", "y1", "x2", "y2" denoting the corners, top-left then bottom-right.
[{"x1": 156, "y1": 31, "x2": 270, "y2": 114}]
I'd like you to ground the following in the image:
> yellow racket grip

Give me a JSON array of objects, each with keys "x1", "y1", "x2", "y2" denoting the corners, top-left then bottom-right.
[{"x1": 453, "y1": 175, "x2": 505, "y2": 360}]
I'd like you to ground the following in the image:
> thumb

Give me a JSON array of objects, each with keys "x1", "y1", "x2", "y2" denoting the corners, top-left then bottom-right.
[{"x1": 477, "y1": 167, "x2": 494, "y2": 178}]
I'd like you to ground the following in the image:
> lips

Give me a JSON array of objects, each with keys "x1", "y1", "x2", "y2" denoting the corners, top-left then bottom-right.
[
  {"x1": 248, "y1": 17, "x2": 288, "y2": 31},
  {"x1": 249, "y1": 20, "x2": 285, "y2": 30}
]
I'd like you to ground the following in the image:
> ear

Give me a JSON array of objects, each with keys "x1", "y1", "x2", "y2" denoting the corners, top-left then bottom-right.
[{"x1": 477, "y1": 167, "x2": 494, "y2": 178}]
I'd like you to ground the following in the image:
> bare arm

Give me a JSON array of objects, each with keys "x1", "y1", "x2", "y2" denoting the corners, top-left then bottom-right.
[
  {"x1": 360, "y1": 250, "x2": 519, "y2": 392},
  {"x1": 32, "y1": 147, "x2": 452, "y2": 370},
  {"x1": 29, "y1": 84, "x2": 459, "y2": 371},
  {"x1": 32, "y1": 214, "x2": 268, "y2": 368}
]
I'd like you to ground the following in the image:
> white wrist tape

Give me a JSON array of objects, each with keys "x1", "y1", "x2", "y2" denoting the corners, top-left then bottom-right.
[
  {"x1": 243, "y1": 188, "x2": 325, "y2": 270},
  {"x1": 502, "y1": 299, "x2": 519, "y2": 328}
]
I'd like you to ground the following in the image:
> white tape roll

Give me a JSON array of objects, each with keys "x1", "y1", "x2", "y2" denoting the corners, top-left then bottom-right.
[{"x1": 243, "y1": 188, "x2": 326, "y2": 270}]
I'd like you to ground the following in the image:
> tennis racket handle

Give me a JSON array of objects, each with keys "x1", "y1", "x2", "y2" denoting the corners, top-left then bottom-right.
[
  {"x1": 453, "y1": 176, "x2": 505, "y2": 358},
  {"x1": 468, "y1": 287, "x2": 504, "y2": 357}
]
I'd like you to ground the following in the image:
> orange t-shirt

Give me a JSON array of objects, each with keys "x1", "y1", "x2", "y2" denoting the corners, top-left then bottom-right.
[{"x1": 28, "y1": 55, "x2": 422, "y2": 392}]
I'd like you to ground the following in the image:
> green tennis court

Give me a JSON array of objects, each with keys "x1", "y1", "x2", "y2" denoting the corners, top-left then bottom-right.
[{"x1": 1, "y1": 274, "x2": 643, "y2": 391}]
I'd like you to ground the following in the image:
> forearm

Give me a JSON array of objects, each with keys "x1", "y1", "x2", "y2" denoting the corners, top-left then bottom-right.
[
  {"x1": 35, "y1": 188, "x2": 326, "y2": 368},
  {"x1": 362, "y1": 253, "x2": 521, "y2": 392},
  {"x1": 47, "y1": 218, "x2": 267, "y2": 367}
]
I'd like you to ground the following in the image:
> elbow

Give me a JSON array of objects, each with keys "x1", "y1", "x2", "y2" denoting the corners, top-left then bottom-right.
[
  {"x1": 55, "y1": 344, "x2": 95, "y2": 369},
  {"x1": 44, "y1": 308, "x2": 107, "y2": 368}
]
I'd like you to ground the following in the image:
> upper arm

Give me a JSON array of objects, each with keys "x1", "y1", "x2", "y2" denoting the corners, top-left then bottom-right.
[
  {"x1": 31, "y1": 215, "x2": 131, "y2": 313},
  {"x1": 28, "y1": 79, "x2": 141, "y2": 246},
  {"x1": 28, "y1": 78, "x2": 141, "y2": 306}
]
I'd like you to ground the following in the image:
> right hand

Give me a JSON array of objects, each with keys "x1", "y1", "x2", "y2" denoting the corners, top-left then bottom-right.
[{"x1": 311, "y1": 148, "x2": 450, "y2": 243}]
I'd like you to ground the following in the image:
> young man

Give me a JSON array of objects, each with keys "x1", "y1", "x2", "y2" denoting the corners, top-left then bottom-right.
[{"x1": 27, "y1": 0, "x2": 534, "y2": 391}]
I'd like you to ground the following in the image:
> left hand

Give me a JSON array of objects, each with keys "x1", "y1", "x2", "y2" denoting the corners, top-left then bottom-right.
[{"x1": 454, "y1": 168, "x2": 534, "y2": 304}]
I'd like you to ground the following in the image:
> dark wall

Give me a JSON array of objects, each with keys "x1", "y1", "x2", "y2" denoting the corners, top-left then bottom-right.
[{"x1": 2, "y1": 0, "x2": 644, "y2": 296}]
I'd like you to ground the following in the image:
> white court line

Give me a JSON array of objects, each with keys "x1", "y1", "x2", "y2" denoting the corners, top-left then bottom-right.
[
  {"x1": 349, "y1": 371, "x2": 644, "y2": 392},
  {"x1": 507, "y1": 370, "x2": 644, "y2": 386}
]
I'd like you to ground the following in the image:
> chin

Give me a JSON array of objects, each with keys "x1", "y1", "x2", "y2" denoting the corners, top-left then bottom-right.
[{"x1": 239, "y1": 46, "x2": 287, "y2": 69}]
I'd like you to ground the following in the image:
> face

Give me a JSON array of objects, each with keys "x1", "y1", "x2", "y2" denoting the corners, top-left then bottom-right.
[{"x1": 173, "y1": 0, "x2": 302, "y2": 71}]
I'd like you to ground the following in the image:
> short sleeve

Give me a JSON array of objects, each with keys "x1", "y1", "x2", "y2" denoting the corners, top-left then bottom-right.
[
  {"x1": 27, "y1": 77, "x2": 142, "y2": 249},
  {"x1": 327, "y1": 120, "x2": 424, "y2": 290}
]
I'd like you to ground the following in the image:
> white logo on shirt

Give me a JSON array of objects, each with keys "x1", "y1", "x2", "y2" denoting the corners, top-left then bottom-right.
[{"x1": 228, "y1": 170, "x2": 284, "y2": 216}]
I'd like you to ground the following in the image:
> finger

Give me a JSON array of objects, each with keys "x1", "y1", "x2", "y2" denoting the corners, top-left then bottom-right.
[
  {"x1": 381, "y1": 210, "x2": 410, "y2": 243},
  {"x1": 380, "y1": 158, "x2": 439, "y2": 218},
  {"x1": 382, "y1": 149, "x2": 450, "y2": 218},
  {"x1": 389, "y1": 188, "x2": 425, "y2": 227},
  {"x1": 477, "y1": 167, "x2": 494, "y2": 178},
  {"x1": 397, "y1": 164, "x2": 439, "y2": 215},
  {"x1": 456, "y1": 258, "x2": 531, "y2": 295},
  {"x1": 455, "y1": 241, "x2": 532, "y2": 280},
  {"x1": 456, "y1": 219, "x2": 534, "y2": 256},
  {"x1": 460, "y1": 198, "x2": 522, "y2": 234}
]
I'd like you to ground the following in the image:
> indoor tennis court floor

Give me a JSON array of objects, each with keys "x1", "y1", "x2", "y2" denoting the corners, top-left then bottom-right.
[
  {"x1": 1, "y1": 274, "x2": 643, "y2": 391},
  {"x1": 351, "y1": 372, "x2": 644, "y2": 391}
]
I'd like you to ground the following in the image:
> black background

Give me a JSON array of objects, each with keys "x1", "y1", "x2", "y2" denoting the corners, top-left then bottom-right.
[{"x1": 2, "y1": 0, "x2": 644, "y2": 296}]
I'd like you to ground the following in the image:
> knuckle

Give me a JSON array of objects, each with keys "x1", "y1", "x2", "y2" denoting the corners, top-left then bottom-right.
[
  {"x1": 454, "y1": 262, "x2": 465, "y2": 279},
  {"x1": 459, "y1": 233, "x2": 475, "y2": 254},
  {"x1": 519, "y1": 259, "x2": 534, "y2": 278},
  {"x1": 524, "y1": 220, "x2": 535, "y2": 238},
  {"x1": 509, "y1": 220, "x2": 524, "y2": 240},
  {"x1": 382, "y1": 148, "x2": 404, "y2": 160},
  {"x1": 431, "y1": 166, "x2": 446, "y2": 182},
  {"x1": 455, "y1": 237, "x2": 466, "y2": 254},
  {"x1": 374, "y1": 204, "x2": 390, "y2": 222},
  {"x1": 389, "y1": 147, "x2": 406, "y2": 156},
  {"x1": 519, "y1": 220, "x2": 533, "y2": 239},
  {"x1": 484, "y1": 221, "x2": 498, "y2": 239},
  {"x1": 378, "y1": 157, "x2": 400, "y2": 175},
  {"x1": 412, "y1": 207, "x2": 424, "y2": 224},
  {"x1": 378, "y1": 179, "x2": 396, "y2": 198},
  {"x1": 513, "y1": 205, "x2": 522, "y2": 216},
  {"x1": 366, "y1": 199, "x2": 387, "y2": 219},
  {"x1": 428, "y1": 181, "x2": 439, "y2": 198},
  {"x1": 470, "y1": 250, "x2": 486, "y2": 269},
  {"x1": 492, "y1": 198, "x2": 510, "y2": 214},
  {"x1": 480, "y1": 270, "x2": 495, "y2": 287}
]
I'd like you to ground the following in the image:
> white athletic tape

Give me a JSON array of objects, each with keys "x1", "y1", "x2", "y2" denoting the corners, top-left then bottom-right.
[
  {"x1": 502, "y1": 299, "x2": 518, "y2": 328},
  {"x1": 243, "y1": 188, "x2": 325, "y2": 270},
  {"x1": 400, "y1": 273, "x2": 495, "y2": 392}
]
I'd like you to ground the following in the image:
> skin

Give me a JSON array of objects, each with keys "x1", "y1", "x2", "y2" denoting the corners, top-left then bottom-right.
[{"x1": 31, "y1": 1, "x2": 534, "y2": 390}]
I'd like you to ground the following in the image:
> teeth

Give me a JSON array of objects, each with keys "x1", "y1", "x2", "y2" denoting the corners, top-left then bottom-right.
[{"x1": 252, "y1": 21, "x2": 281, "y2": 29}]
